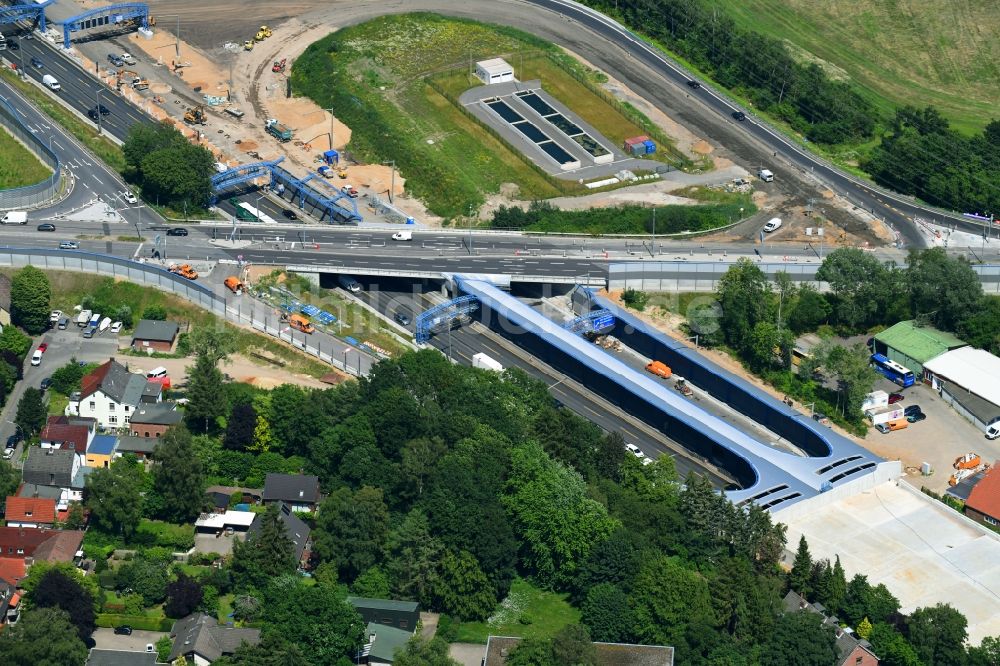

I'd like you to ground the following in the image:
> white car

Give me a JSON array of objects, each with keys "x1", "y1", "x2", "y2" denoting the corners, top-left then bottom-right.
[
  {"x1": 110, "y1": 321, "x2": 122, "y2": 333},
  {"x1": 30, "y1": 350, "x2": 42, "y2": 366},
  {"x1": 624, "y1": 442, "x2": 644, "y2": 459},
  {"x1": 122, "y1": 191, "x2": 138, "y2": 205},
  {"x1": 49, "y1": 310, "x2": 62, "y2": 323},
  {"x1": 120, "y1": 53, "x2": 136, "y2": 65},
  {"x1": 2, "y1": 448, "x2": 12, "y2": 460}
]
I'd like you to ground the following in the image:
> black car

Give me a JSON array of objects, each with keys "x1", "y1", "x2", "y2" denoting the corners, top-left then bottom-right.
[
  {"x1": 5, "y1": 434, "x2": 19, "y2": 449},
  {"x1": 906, "y1": 411, "x2": 926, "y2": 423},
  {"x1": 282, "y1": 209, "x2": 298, "y2": 220},
  {"x1": 394, "y1": 312, "x2": 411, "y2": 326},
  {"x1": 40, "y1": 377, "x2": 51, "y2": 391},
  {"x1": 113, "y1": 625, "x2": 132, "y2": 636},
  {"x1": 686, "y1": 80, "x2": 701, "y2": 89},
  {"x1": 166, "y1": 228, "x2": 188, "y2": 236},
  {"x1": 30, "y1": 57, "x2": 42, "y2": 69},
  {"x1": 7, "y1": 40, "x2": 18, "y2": 51},
  {"x1": 87, "y1": 108, "x2": 99, "y2": 121},
  {"x1": 903, "y1": 404, "x2": 922, "y2": 417},
  {"x1": 98, "y1": 104, "x2": 110, "y2": 116},
  {"x1": 37, "y1": 223, "x2": 55, "y2": 232},
  {"x1": 732, "y1": 111, "x2": 747, "y2": 121}
]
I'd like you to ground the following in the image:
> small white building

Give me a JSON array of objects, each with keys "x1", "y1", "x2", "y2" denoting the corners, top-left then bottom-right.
[
  {"x1": 924, "y1": 347, "x2": 1000, "y2": 431},
  {"x1": 475, "y1": 57, "x2": 514, "y2": 85}
]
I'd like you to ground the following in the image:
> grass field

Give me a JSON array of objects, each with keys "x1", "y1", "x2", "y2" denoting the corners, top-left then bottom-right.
[
  {"x1": 0, "y1": 126, "x2": 51, "y2": 189},
  {"x1": 294, "y1": 14, "x2": 685, "y2": 218},
  {"x1": 452, "y1": 578, "x2": 581, "y2": 644},
  {"x1": 714, "y1": 0, "x2": 1000, "y2": 135}
]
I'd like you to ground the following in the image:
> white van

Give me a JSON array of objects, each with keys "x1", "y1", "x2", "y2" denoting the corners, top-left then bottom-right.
[
  {"x1": 147, "y1": 366, "x2": 168, "y2": 379},
  {"x1": 391, "y1": 230, "x2": 413, "y2": 242},
  {"x1": 0, "y1": 211, "x2": 27, "y2": 225},
  {"x1": 30, "y1": 350, "x2": 42, "y2": 366},
  {"x1": 41, "y1": 74, "x2": 60, "y2": 91},
  {"x1": 763, "y1": 217, "x2": 782, "y2": 233}
]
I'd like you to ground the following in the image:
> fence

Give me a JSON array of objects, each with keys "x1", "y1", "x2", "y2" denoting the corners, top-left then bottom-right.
[
  {"x1": 0, "y1": 250, "x2": 370, "y2": 376},
  {"x1": 0, "y1": 96, "x2": 62, "y2": 209}
]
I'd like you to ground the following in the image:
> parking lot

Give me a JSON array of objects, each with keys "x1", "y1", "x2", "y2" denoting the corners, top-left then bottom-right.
[{"x1": 861, "y1": 379, "x2": 997, "y2": 493}]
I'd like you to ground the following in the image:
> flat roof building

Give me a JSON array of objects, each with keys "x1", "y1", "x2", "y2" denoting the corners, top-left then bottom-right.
[
  {"x1": 475, "y1": 58, "x2": 514, "y2": 85},
  {"x1": 924, "y1": 347, "x2": 1000, "y2": 430},
  {"x1": 873, "y1": 320, "x2": 966, "y2": 377}
]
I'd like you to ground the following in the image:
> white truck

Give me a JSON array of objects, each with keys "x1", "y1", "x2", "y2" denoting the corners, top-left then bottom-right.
[
  {"x1": 862, "y1": 390, "x2": 889, "y2": 413},
  {"x1": 758, "y1": 168, "x2": 774, "y2": 182},
  {"x1": 76, "y1": 309, "x2": 93, "y2": 327},
  {"x1": 0, "y1": 211, "x2": 26, "y2": 225},
  {"x1": 472, "y1": 353, "x2": 504, "y2": 372},
  {"x1": 868, "y1": 406, "x2": 905, "y2": 426}
]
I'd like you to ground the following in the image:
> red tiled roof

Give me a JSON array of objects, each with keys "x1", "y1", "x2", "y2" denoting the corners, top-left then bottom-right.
[
  {"x1": 9, "y1": 593, "x2": 20, "y2": 607},
  {"x1": 4, "y1": 497, "x2": 56, "y2": 524},
  {"x1": 0, "y1": 527, "x2": 83, "y2": 561},
  {"x1": 32, "y1": 530, "x2": 84, "y2": 563},
  {"x1": 966, "y1": 463, "x2": 1000, "y2": 521},
  {"x1": 39, "y1": 424, "x2": 90, "y2": 454},
  {"x1": 0, "y1": 558, "x2": 25, "y2": 586},
  {"x1": 80, "y1": 360, "x2": 113, "y2": 400}
]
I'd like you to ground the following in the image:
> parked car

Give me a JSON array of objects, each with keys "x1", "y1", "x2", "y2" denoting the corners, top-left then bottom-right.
[
  {"x1": 30, "y1": 350, "x2": 42, "y2": 366},
  {"x1": 281, "y1": 209, "x2": 298, "y2": 220},
  {"x1": 120, "y1": 53, "x2": 136, "y2": 66},
  {"x1": 2, "y1": 448, "x2": 12, "y2": 460},
  {"x1": 906, "y1": 411, "x2": 926, "y2": 423},
  {"x1": 37, "y1": 223, "x2": 55, "y2": 232},
  {"x1": 167, "y1": 228, "x2": 188, "y2": 236},
  {"x1": 732, "y1": 111, "x2": 747, "y2": 121},
  {"x1": 114, "y1": 626, "x2": 133, "y2": 636},
  {"x1": 40, "y1": 377, "x2": 51, "y2": 391},
  {"x1": 107, "y1": 53, "x2": 124, "y2": 67},
  {"x1": 37, "y1": 343, "x2": 48, "y2": 353},
  {"x1": 5, "y1": 434, "x2": 19, "y2": 449},
  {"x1": 59, "y1": 241, "x2": 79, "y2": 249},
  {"x1": 888, "y1": 392, "x2": 905, "y2": 404},
  {"x1": 110, "y1": 321, "x2": 122, "y2": 333},
  {"x1": 903, "y1": 404, "x2": 922, "y2": 417}
]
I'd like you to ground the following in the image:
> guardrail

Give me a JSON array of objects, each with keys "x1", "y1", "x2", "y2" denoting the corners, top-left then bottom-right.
[
  {"x1": 0, "y1": 97, "x2": 62, "y2": 209},
  {"x1": 0, "y1": 249, "x2": 368, "y2": 375}
]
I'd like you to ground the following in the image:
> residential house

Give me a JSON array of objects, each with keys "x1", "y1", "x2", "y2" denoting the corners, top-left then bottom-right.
[
  {"x1": 783, "y1": 591, "x2": 879, "y2": 666},
  {"x1": 131, "y1": 319, "x2": 180, "y2": 352},
  {"x1": 963, "y1": 463, "x2": 1000, "y2": 529},
  {"x1": 362, "y1": 622, "x2": 414, "y2": 666},
  {"x1": 262, "y1": 473, "x2": 320, "y2": 513},
  {"x1": 115, "y1": 435, "x2": 159, "y2": 460},
  {"x1": 483, "y1": 636, "x2": 675, "y2": 666},
  {"x1": 0, "y1": 577, "x2": 20, "y2": 626},
  {"x1": 40, "y1": 415, "x2": 96, "y2": 465},
  {"x1": 86, "y1": 435, "x2": 119, "y2": 468},
  {"x1": 168, "y1": 613, "x2": 261, "y2": 666},
  {"x1": 85, "y1": 649, "x2": 158, "y2": 666},
  {"x1": 22, "y1": 448, "x2": 85, "y2": 510},
  {"x1": 4, "y1": 496, "x2": 56, "y2": 528},
  {"x1": 248, "y1": 503, "x2": 311, "y2": 566},
  {"x1": 194, "y1": 510, "x2": 256, "y2": 536},
  {"x1": 128, "y1": 403, "x2": 183, "y2": 438},
  {"x1": 0, "y1": 527, "x2": 83, "y2": 563},
  {"x1": 348, "y1": 597, "x2": 420, "y2": 633},
  {"x1": 68, "y1": 359, "x2": 163, "y2": 430},
  {"x1": 0, "y1": 557, "x2": 26, "y2": 588}
]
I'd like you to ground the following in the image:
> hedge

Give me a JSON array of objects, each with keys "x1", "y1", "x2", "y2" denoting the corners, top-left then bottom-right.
[{"x1": 97, "y1": 613, "x2": 173, "y2": 632}]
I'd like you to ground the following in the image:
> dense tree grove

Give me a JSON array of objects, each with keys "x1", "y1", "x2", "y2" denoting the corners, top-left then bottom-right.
[
  {"x1": 10, "y1": 266, "x2": 51, "y2": 335},
  {"x1": 583, "y1": 0, "x2": 877, "y2": 144},
  {"x1": 122, "y1": 121, "x2": 215, "y2": 209}
]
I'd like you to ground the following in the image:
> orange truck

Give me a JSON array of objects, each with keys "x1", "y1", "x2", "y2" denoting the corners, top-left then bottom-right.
[
  {"x1": 169, "y1": 263, "x2": 198, "y2": 280},
  {"x1": 645, "y1": 360, "x2": 672, "y2": 379},
  {"x1": 224, "y1": 276, "x2": 244, "y2": 295},
  {"x1": 288, "y1": 314, "x2": 314, "y2": 334}
]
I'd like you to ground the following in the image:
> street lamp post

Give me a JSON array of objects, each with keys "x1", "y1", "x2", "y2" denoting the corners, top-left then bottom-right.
[
  {"x1": 382, "y1": 160, "x2": 395, "y2": 203},
  {"x1": 255, "y1": 193, "x2": 264, "y2": 224},
  {"x1": 324, "y1": 107, "x2": 336, "y2": 151}
]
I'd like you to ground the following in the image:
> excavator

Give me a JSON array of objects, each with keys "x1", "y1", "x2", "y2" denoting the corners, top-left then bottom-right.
[
  {"x1": 184, "y1": 105, "x2": 207, "y2": 125},
  {"x1": 272, "y1": 58, "x2": 287, "y2": 73},
  {"x1": 243, "y1": 40, "x2": 254, "y2": 52},
  {"x1": 255, "y1": 25, "x2": 272, "y2": 42},
  {"x1": 168, "y1": 264, "x2": 198, "y2": 280}
]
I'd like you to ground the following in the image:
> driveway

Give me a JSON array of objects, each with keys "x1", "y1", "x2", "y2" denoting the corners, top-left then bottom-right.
[
  {"x1": 93, "y1": 627, "x2": 166, "y2": 651},
  {"x1": 194, "y1": 532, "x2": 243, "y2": 556}
]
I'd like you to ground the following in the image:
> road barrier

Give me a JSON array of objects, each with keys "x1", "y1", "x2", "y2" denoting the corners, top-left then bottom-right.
[
  {"x1": 0, "y1": 97, "x2": 62, "y2": 209},
  {"x1": 0, "y1": 249, "x2": 369, "y2": 375}
]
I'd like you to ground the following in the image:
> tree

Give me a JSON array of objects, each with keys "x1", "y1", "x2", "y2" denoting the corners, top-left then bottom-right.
[
  {"x1": 186, "y1": 353, "x2": 228, "y2": 433},
  {"x1": 428, "y1": 550, "x2": 496, "y2": 621},
  {"x1": 351, "y1": 567, "x2": 391, "y2": 599},
  {"x1": 188, "y1": 325, "x2": 236, "y2": 365},
  {"x1": 29, "y1": 568, "x2": 96, "y2": 641},
  {"x1": 251, "y1": 411, "x2": 272, "y2": 453},
  {"x1": 827, "y1": 555, "x2": 848, "y2": 615},
  {"x1": 907, "y1": 248, "x2": 983, "y2": 330},
  {"x1": 313, "y1": 486, "x2": 389, "y2": 581},
  {"x1": 841, "y1": 575, "x2": 900, "y2": 626},
  {"x1": 224, "y1": 403, "x2": 257, "y2": 451},
  {"x1": 0, "y1": 459, "x2": 19, "y2": 513},
  {"x1": 261, "y1": 582, "x2": 365, "y2": 665},
  {"x1": 152, "y1": 426, "x2": 206, "y2": 523},
  {"x1": 788, "y1": 285, "x2": 830, "y2": 333},
  {"x1": 165, "y1": 573, "x2": 204, "y2": 618},
  {"x1": 394, "y1": 635, "x2": 460, "y2": 666},
  {"x1": 506, "y1": 638, "x2": 554, "y2": 666},
  {"x1": 582, "y1": 583, "x2": 636, "y2": 643},
  {"x1": 0, "y1": 607, "x2": 88, "y2": 666},
  {"x1": 816, "y1": 248, "x2": 889, "y2": 330},
  {"x1": 631, "y1": 556, "x2": 713, "y2": 647},
  {"x1": 788, "y1": 535, "x2": 812, "y2": 596},
  {"x1": 49, "y1": 359, "x2": 88, "y2": 395},
  {"x1": 117, "y1": 556, "x2": 169, "y2": 606},
  {"x1": 0, "y1": 324, "x2": 32, "y2": 357},
  {"x1": 142, "y1": 304, "x2": 168, "y2": 321},
  {"x1": 869, "y1": 623, "x2": 922, "y2": 666},
  {"x1": 231, "y1": 502, "x2": 297, "y2": 590},
  {"x1": 139, "y1": 141, "x2": 215, "y2": 209},
  {"x1": 86, "y1": 457, "x2": 144, "y2": 538},
  {"x1": 907, "y1": 603, "x2": 969, "y2": 666},
  {"x1": 760, "y1": 611, "x2": 838, "y2": 666},
  {"x1": 15, "y1": 387, "x2": 46, "y2": 437},
  {"x1": 385, "y1": 509, "x2": 444, "y2": 604},
  {"x1": 857, "y1": 617, "x2": 873, "y2": 640},
  {"x1": 213, "y1": 634, "x2": 311, "y2": 666},
  {"x1": 551, "y1": 624, "x2": 599, "y2": 666},
  {"x1": 716, "y1": 259, "x2": 771, "y2": 354},
  {"x1": 10, "y1": 265, "x2": 51, "y2": 334},
  {"x1": 502, "y1": 441, "x2": 619, "y2": 587},
  {"x1": 968, "y1": 635, "x2": 1000, "y2": 666},
  {"x1": 821, "y1": 343, "x2": 880, "y2": 418}
]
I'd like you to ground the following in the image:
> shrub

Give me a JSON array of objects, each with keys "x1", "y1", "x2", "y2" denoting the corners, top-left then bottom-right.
[
  {"x1": 622, "y1": 289, "x2": 649, "y2": 311},
  {"x1": 96, "y1": 614, "x2": 173, "y2": 632}
]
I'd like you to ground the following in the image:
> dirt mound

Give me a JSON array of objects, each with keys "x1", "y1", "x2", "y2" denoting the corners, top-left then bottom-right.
[{"x1": 692, "y1": 140, "x2": 713, "y2": 154}]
